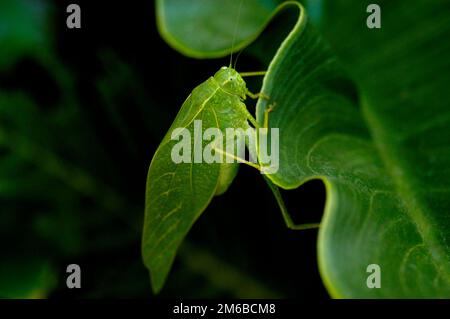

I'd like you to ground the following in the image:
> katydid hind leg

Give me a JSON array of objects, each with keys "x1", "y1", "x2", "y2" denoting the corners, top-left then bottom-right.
[{"x1": 212, "y1": 145, "x2": 261, "y2": 171}]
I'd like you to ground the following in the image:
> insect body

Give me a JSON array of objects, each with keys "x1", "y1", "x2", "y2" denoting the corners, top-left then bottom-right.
[{"x1": 142, "y1": 66, "x2": 263, "y2": 292}]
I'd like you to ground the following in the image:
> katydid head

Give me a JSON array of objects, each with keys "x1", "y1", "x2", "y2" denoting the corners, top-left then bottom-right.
[{"x1": 214, "y1": 66, "x2": 247, "y2": 100}]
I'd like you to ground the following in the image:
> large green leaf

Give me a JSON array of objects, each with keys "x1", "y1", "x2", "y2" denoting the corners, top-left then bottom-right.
[
  {"x1": 255, "y1": 0, "x2": 450, "y2": 296},
  {"x1": 156, "y1": 0, "x2": 277, "y2": 58},
  {"x1": 150, "y1": 0, "x2": 450, "y2": 297},
  {"x1": 310, "y1": 0, "x2": 450, "y2": 297}
]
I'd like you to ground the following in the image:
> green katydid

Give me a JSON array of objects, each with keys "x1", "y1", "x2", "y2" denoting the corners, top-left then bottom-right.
[
  {"x1": 142, "y1": 64, "x2": 319, "y2": 293},
  {"x1": 143, "y1": 65, "x2": 262, "y2": 291}
]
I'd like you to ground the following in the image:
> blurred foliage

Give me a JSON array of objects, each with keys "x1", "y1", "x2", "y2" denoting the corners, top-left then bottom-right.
[
  {"x1": 0, "y1": 0, "x2": 52, "y2": 70},
  {"x1": 0, "y1": 0, "x2": 147, "y2": 298}
]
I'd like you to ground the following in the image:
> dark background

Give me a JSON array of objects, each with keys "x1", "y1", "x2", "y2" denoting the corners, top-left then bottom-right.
[{"x1": 1, "y1": 0, "x2": 327, "y2": 298}]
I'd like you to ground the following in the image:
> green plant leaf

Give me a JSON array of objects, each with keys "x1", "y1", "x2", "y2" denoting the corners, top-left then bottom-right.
[
  {"x1": 156, "y1": 0, "x2": 277, "y2": 58},
  {"x1": 254, "y1": 0, "x2": 450, "y2": 298},
  {"x1": 151, "y1": 0, "x2": 450, "y2": 297},
  {"x1": 310, "y1": 0, "x2": 450, "y2": 297}
]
